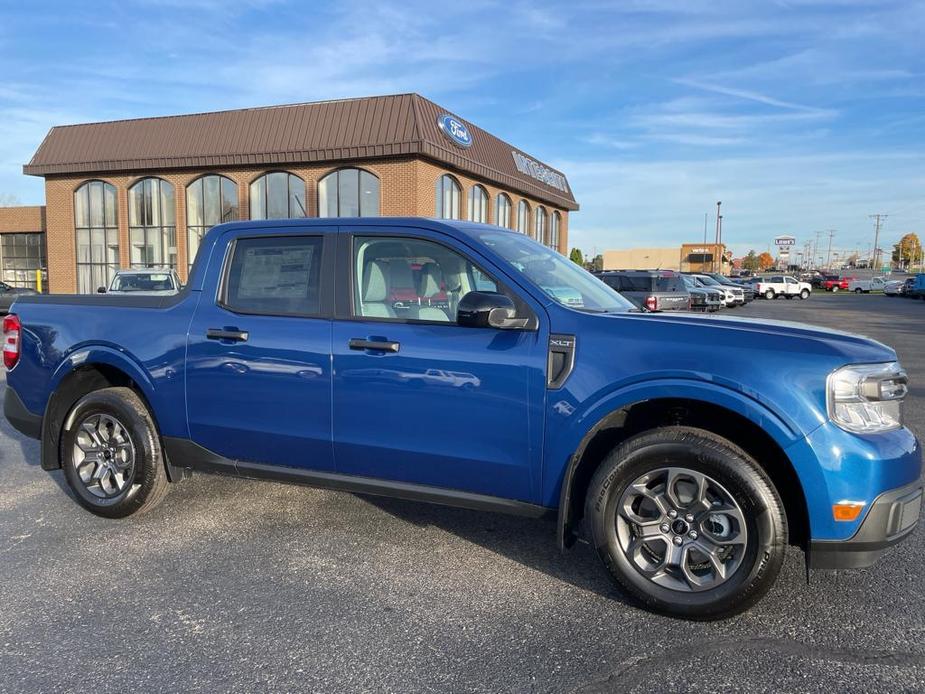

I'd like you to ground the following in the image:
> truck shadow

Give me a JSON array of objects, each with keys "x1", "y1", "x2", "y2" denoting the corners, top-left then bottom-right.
[{"x1": 356, "y1": 493, "x2": 630, "y2": 604}]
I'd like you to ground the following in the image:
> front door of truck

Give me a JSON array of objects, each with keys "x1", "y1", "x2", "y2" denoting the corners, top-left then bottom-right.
[
  {"x1": 331, "y1": 229, "x2": 547, "y2": 502},
  {"x1": 185, "y1": 230, "x2": 335, "y2": 471}
]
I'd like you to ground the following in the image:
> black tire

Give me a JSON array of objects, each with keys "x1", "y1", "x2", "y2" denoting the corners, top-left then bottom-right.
[
  {"x1": 854, "y1": 288, "x2": 862, "y2": 294},
  {"x1": 764, "y1": 289, "x2": 774, "y2": 300},
  {"x1": 800, "y1": 289, "x2": 810, "y2": 300},
  {"x1": 584, "y1": 426, "x2": 787, "y2": 620},
  {"x1": 61, "y1": 387, "x2": 169, "y2": 518}
]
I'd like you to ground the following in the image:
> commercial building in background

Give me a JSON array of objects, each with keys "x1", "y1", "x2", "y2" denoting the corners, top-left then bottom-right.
[
  {"x1": 8, "y1": 93, "x2": 577, "y2": 293},
  {"x1": 603, "y1": 242, "x2": 730, "y2": 273}
]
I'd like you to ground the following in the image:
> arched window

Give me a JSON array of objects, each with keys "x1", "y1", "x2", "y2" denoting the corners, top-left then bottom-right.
[
  {"x1": 435, "y1": 174, "x2": 461, "y2": 220},
  {"x1": 250, "y1": 172, "x2": 305, "y2": 219},
  {"x1": 187, "y1": 174, "x2": 238, "y2": 270},
  {"x1": 318, "y1": 168, "x2": 380, "y2": 217},
  {"x1": 467, "y1": 185, "x2": 488, "y2": 223},
  {"x1": 495, "y1": 193, "x2": 512, "y2": 229},
  {"x1": 516, "y1": 200, "x2": 530, "y2": 235},
  {"x1": 535, "y1": 206, "x2": 547, "y2": 244},
  {"x1": 550, "y1": 211, "x2": 561, "y2": 252},
  {"x1": 129, "y1": 177, "x2": 176, "y2": 268},
  {"x1": 74, "y1": 180, "x2": 118, "y2": 294}
]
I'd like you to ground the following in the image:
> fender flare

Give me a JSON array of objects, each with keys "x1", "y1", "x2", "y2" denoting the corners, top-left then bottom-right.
[
  {"x1": 40, "y1": 345, "x2": 160, "y2": 472},
  {"x1": 554, "y1": 378, "x2": 808, "y2": 550}
]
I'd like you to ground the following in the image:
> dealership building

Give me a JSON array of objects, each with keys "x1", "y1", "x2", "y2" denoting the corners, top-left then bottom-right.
[
  {"x1": 1, "y1": 93, "x2": 577, "y2": 294},
  {"x1": 603, "y1": 242, "x2": 731, "y2": 274}
]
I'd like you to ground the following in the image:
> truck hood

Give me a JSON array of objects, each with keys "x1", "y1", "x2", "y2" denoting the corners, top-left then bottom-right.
[{"x1": 602, "y1": 310, "x2": 896, "y2": 364}]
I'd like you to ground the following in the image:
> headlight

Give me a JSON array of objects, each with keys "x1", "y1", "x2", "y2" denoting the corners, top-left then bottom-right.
[{"x1": 827, "y1": 362, "x2": 908, "y2": 433}]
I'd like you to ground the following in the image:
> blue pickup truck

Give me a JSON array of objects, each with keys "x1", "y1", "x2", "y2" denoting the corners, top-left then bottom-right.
[{"x1": 3, "y1": 218, "x2": 921, "y2": 619}]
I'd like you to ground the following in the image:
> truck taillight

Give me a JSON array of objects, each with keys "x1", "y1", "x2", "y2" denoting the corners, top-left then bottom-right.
[
  {"x1": 3, "y1": 314, "x2": 21, "y2": 369},
  {"x1": 645, "y1": 296, "x2": 658, "y2": 311}
]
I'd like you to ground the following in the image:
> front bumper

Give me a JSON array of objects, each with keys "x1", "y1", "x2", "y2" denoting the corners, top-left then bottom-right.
[{"x1": 809, "y1": 477, "x2": 923, "y2": 570}]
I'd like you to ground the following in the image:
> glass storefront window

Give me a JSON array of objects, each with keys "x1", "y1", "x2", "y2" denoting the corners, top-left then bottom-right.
[
  {"x1": 250, "y1": 172, "x2": 305, "y2": 219},
  {"x1": 75, "y1": 180, "x2": 119, "y2": 293},
  {"x1": 187, "y1": 175, "x2": 238, "y2": 270},
  {"x1": 128, "y1": 177, "x2": 177, "y2": 269},
  {"x1": 318, "y1": 168, "x2": 380, "y2": 217}
]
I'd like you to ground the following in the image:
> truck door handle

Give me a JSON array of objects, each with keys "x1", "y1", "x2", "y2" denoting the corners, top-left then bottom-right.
[
  {"x1": 348, "y1": 338, "x2": 400, "y2": 353},
  {"x1": 207, "y1": 328, "x2": 249, "y2": 342}
]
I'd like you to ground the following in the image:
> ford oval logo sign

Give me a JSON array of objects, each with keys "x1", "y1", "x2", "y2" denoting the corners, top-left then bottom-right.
[{"x1": 437, "y1": 114, "x2": 473, "y2": 148}]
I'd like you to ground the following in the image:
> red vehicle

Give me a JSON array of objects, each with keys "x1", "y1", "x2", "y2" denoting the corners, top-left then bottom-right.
[{"x1": 822, "y1": 275, "x2": 852, "y2": 292}]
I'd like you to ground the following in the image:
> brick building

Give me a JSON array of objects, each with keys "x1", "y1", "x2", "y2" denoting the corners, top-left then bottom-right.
[{"x1": 8, "y1": 93, "x2": 577, "y2": 294}]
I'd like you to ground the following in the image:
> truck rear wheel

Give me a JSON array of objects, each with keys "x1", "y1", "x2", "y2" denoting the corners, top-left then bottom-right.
[
  {"x1": 764, "y1": 289, "x2": 774, "y2": 300},
  {"x1": 584, "y1": 427, "x2": 787, "y2": 620},
  {"x1": 61, "y1": 387, "x2": 169, "y2": 518}
]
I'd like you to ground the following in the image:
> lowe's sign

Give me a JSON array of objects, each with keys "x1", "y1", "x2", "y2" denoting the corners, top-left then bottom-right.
[
  {"x1": 511, "y1": 152, "x2": 570, "y2": 193},
  {"x1": 437, "y1": 114, "x2": 473, "y2": 148}
]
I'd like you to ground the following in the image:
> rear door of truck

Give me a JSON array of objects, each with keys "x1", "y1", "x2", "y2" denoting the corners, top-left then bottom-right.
[{"x1": 185, "y1": 226, "x2": 336, "y2": 471}]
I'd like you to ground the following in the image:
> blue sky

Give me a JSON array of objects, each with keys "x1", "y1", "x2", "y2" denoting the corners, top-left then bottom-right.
[{"x1": 1, "y1": 0, "x2": 923, "y2": 259}]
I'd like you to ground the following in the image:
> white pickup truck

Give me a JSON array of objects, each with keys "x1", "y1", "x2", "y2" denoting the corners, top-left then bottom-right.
[
  {"x1": 847, "y1": 277, "x2": 887, "y2": 293},
  {"x1": 754, "y1": 275, "x2": 812, "y2": 300}
]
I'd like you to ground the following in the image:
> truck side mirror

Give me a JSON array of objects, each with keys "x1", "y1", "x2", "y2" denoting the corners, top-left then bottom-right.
[
  {"x1": 457, "y1": 291, "x2": 528, "y2": 330},
  {"x1": 96, "y1": 286, "x2": 107, "y2": 294}
]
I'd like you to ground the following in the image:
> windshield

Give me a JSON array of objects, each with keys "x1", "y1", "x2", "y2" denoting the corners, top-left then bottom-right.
[
  {"x1": 110, "y1": 273, "x2": 174, "y2": 292},
  {"x1": 696, "y1": 275, "x2": 722, "y2": 287},
  {"x1": 476, "y1": 231, "x2": 635, "y2": 313}
]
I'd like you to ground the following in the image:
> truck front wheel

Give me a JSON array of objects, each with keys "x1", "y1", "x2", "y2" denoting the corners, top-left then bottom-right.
[
  {"x1": 800, "y1": 289, "x2": 810, "y2": 300},
  {"x1": 584, "y1": 427, "x2": 787, "y2": 620},
  {"x1": 61, "y1": 387, "x2": 169, "y2": 518}
]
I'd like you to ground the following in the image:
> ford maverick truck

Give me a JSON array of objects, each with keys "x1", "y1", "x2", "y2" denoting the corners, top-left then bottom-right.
[{"x1": 3, "y1": 218, "x2": 921, "y2": 619}]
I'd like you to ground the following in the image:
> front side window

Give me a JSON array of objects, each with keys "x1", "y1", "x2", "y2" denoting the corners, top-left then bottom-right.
[
  {"x1": 353, "y1": 235, "x2": 498, "y2": 323},
  {"x1": 496, "y1": 194, "x2": 512, "y2": 229},
  {"x1": 516, "y1": 200, "x2": 530, "y2": 235},
  {"x1": 75, "y1": 180, "x2": 119, "y2": 293},
  {"x1": 435, "y1": 175, "x2": 461, "y2": 220},
  {"x1": 467, "y1": 185, "x2": 488, "y2": 223},
  {"x1": 250, "y1": 172, "x2": 306, "y2": 220},
  {"x1": 222, "y1": 236, "x2": 323, "y2": 316},
  {"x1": 535, "y1": 206, "x2": 547, "y2": 244},
  {"x1": 318, "y1": 168, "x2": 380, "y2": 217},
  {"x1": 129, "y1": 177, "x2": 176, "y2": 269},
  {"x1": 476, "y1": 230, "x2": 635, "y2": 313},
  {"x1": 187, "y1": 175, "x2": 238, "y2": 271}
]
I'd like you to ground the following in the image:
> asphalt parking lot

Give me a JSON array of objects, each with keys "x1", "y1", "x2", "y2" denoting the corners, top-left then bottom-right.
[{"x1": 1, "y1": 292, "x2": 923, "y2": 693}]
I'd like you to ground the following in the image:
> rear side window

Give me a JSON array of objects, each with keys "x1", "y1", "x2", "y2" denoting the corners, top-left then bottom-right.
[
  {"x1": 654, "y1": 276, "x2": 684, "y2": 291},
  {"x1": 222, "y1": 235, "x2": 323, "y2": 316},
  {"x1": 620, "y1": 275, "x2": 656, "y2": 292}
]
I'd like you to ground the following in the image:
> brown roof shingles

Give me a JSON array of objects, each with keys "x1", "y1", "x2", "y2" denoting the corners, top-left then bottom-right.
[{"x1": 24, "y1": 94, "x2": 577, "y2": 210}]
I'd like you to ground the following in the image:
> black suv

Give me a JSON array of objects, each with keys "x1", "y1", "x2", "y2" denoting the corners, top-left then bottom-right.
[{"x1": 595, "y1": 270, "x2": 691, "y2": 312}]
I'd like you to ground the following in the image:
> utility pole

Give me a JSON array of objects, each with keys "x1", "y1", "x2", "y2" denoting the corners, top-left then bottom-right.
[
  {"x1": 824, "y1": 229, "x2": 836, "y2": 271},
  {"x1": 703, "y1": 212, "x2": 708, "y2": 246},
  {"x1": 713, "y1": 201, "x2": 722, "y2": 272},
  {"x1": 812, "y1": 230, "x2": 823, "y2": 271},
  {"x1": 869, "y1": 214, "x2": 887, "y2": 271}
]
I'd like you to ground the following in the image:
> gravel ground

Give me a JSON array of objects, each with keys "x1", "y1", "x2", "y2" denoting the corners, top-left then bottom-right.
[{"x1": 0, "y1": 292, "x2": 923, "y2": 693}]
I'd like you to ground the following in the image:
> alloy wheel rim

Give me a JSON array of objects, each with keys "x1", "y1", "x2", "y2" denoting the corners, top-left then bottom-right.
[
  {"x1": 72, "y1": 413, "x2": 136, "y2": 499},
  {"x1": 615, "y1": 467, "x2": 748, "y2": 592}
]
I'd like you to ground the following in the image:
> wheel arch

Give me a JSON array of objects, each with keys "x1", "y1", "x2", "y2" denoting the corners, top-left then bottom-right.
[
  {"x1": 556, "y1": 396, "x2": 810, "y2": 554},
  {"x1": 40, "y1": 350, "x2": 180, "y2": 481}
]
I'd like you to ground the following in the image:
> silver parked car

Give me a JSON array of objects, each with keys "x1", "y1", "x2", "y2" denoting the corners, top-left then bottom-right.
[{"x1": 100, "y1": 269, "x2": 182, "y2": 295}]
